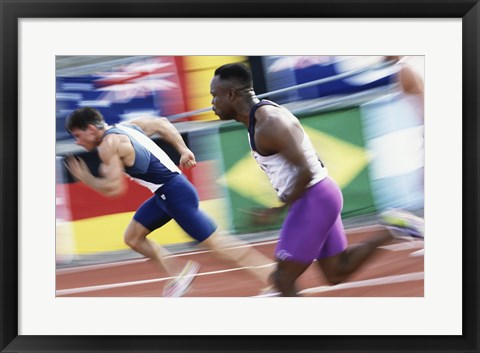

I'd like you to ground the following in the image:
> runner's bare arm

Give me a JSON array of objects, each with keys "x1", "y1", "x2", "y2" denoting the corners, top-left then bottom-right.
[
  {"x1": 255, "y1": 110, "x2": 313, "y2": 205},
  {"x1": 65, "y1": 135, "x2": 127, "y2": 197},
  {"x1": 130, "y1": 117, "x2": 196, "y2": 169}
]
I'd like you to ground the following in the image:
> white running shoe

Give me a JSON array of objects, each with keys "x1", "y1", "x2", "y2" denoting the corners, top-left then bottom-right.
[
  {"x1": 258, "y1": 285, "x2": 280, "y2": 297},
  {"x1": 253, "y1": 285, "x2": 281, "y2": 297},
  {"x1": 163, "y1": 260, "x2": 200, "y2": 297},
  {"x1": 380, "y1": 208, "x2": 425, "y2": 239}
]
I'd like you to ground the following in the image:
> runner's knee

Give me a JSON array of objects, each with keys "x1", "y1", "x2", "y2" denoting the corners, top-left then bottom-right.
[
  {"x1": 124, "y1": 232, "x2": 141, "y2": 251},
  {"x1": 316, "y1": 253, "x2": 348, "y2": 285},
  {"x1": 272, "y1": 262, "x2": 304, "y2": 296},
  {"x1": 124, "y1": 226, "x2": 149, "y2": 251}
]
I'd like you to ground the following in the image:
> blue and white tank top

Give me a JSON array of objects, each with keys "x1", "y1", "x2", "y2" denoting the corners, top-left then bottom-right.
[
  {"x1": 104, "y1": 124, "x2": 181, "y2": 193},
  {"x1": 248, "y1": 100, "x2": 328, "y2": 201}
]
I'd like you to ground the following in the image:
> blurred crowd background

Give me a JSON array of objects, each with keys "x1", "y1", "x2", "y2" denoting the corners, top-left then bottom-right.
[{"x1": 55, "y1": 55, "x2": 424, "y2": 266}]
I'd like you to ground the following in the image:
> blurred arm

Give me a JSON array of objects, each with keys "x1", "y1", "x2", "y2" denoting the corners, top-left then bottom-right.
[
  {"x1": 130, "y1": 117, "x2": 196, "y2": 169},
  {"x1": 399, "y1": 65, "x2": 424, "y2": 95},
  {"x1": 255, "y1": 109, "x2": 313, "y2": 205},
  {"x1": 65, "y1": 135, "x2": 127, "y2": 197}
]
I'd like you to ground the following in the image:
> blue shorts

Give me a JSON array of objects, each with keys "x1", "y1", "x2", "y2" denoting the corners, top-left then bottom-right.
[
  {"x1": 133, "y1": 174, "x2": 216, "y2": 242},
  {"x1": 275, "y1": 177, "x2": 348, "y2": 264}
]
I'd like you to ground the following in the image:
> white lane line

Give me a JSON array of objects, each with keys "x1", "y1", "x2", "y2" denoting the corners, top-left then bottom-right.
[
  {"x1": 56, "y1": 224, "x2": 417, "y2": 275},
  {"x1": 380, "y1": 241, "x2": 424, "y2": 252},
  {"x1": 56, "y1": 263, "x2": 276, "y2": 296},
  {"x1": 409, "y1": 249, "x2": 425, "y2": 257},
  {"x1": 252, "y1": 272, "x2": 424, "y2": 297},
  {"x1": 57, "y1": 266, "x2": 422, "y2": 297},
  {"x1": 56, "y1": 240, "x2": 278, "y2": 275},
  {"x1": 57, "y1": 237, "x2": 422, "y2": 276},
  {"x1": 56, "y1": 258, "x2": 150, "y2": 274}
]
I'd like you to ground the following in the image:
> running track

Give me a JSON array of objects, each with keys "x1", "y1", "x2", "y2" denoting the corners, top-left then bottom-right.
[{"x1": 56, "y1": 225, "x2": 424, "y2": 297}]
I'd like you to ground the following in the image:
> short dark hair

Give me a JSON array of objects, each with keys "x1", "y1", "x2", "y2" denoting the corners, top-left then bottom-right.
[
  {"x1": 214, "y1": 63, "x2": 253, "y2": 88},
  {"x1": 66, "y1": 107, "x2": 105, "y2": 132}
]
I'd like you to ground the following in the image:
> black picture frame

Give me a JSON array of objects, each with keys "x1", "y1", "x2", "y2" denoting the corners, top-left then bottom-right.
[{"x1": 1, "y1": 1, "x2": 478, "y2": 352}]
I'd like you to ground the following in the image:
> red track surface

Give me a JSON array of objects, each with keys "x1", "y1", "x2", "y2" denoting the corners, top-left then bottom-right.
[{"x1": 56, "y1": 226, "x2": 424, "y2": 297}]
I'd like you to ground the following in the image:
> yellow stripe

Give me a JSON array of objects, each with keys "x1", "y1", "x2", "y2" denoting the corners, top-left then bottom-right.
[
  {"x1": 183, "y1": 56, "x2": 247, "y2": 121},
  {"x1": 65, "y1": 198, "x2": 230, "y2": 254}
]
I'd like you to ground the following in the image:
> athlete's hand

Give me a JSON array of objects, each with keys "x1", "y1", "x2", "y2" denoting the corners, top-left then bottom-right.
[
  {"x1": 179, "y1": 149, "x2": 197, "y2": 169},
  {"x1": 65, "y1": 156, "x2": 93, "y2": 184}
]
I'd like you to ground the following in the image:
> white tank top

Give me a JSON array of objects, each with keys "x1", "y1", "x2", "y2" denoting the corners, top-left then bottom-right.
[
  {"x1": 248, "y1": 100, "x2": 328, "y2": 201},
  {"x1": 104, "y1": 124, "x2": 181, "y2": 193}
]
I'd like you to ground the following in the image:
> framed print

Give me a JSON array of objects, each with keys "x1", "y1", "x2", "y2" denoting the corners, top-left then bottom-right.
[{"x1": 1, "y1": 0, "x2": 478, "y2": 352}]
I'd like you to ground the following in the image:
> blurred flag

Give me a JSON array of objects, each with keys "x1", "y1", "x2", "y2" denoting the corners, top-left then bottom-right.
[
  {"x1": 56, "y1": 56, "x2": 186, "y2": 140},
  {"x1": 262, "y1": 56, "x2": 399, "y2": 103}
]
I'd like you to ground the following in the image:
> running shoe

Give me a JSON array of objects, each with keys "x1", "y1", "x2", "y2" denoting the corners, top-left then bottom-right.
[
  {"x1": 163, "y1": 260, "x2": 200, "y2": 297},
  {"x1": 379, "y1": 208, "x2": 425, "y2": 239},
  {"x1": 253, "y1": 285, "x2": 280, "y2": 297}
]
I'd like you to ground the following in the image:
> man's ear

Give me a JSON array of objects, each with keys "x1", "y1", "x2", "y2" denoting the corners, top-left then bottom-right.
[
  {"x1": 228, "y1": 87, "x2": 238, "y2": 101},
  {"x1": 87, "y1": 124, "x2": 100, "y2": 133},
  {"x1": 88, "y1": 123, "x2": 104, "y2": 131}
]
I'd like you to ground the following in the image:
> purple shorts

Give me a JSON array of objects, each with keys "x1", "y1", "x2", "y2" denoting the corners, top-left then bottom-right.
[{"x1": 275, "y1": 177, "x2": 348, "y2": 264}]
